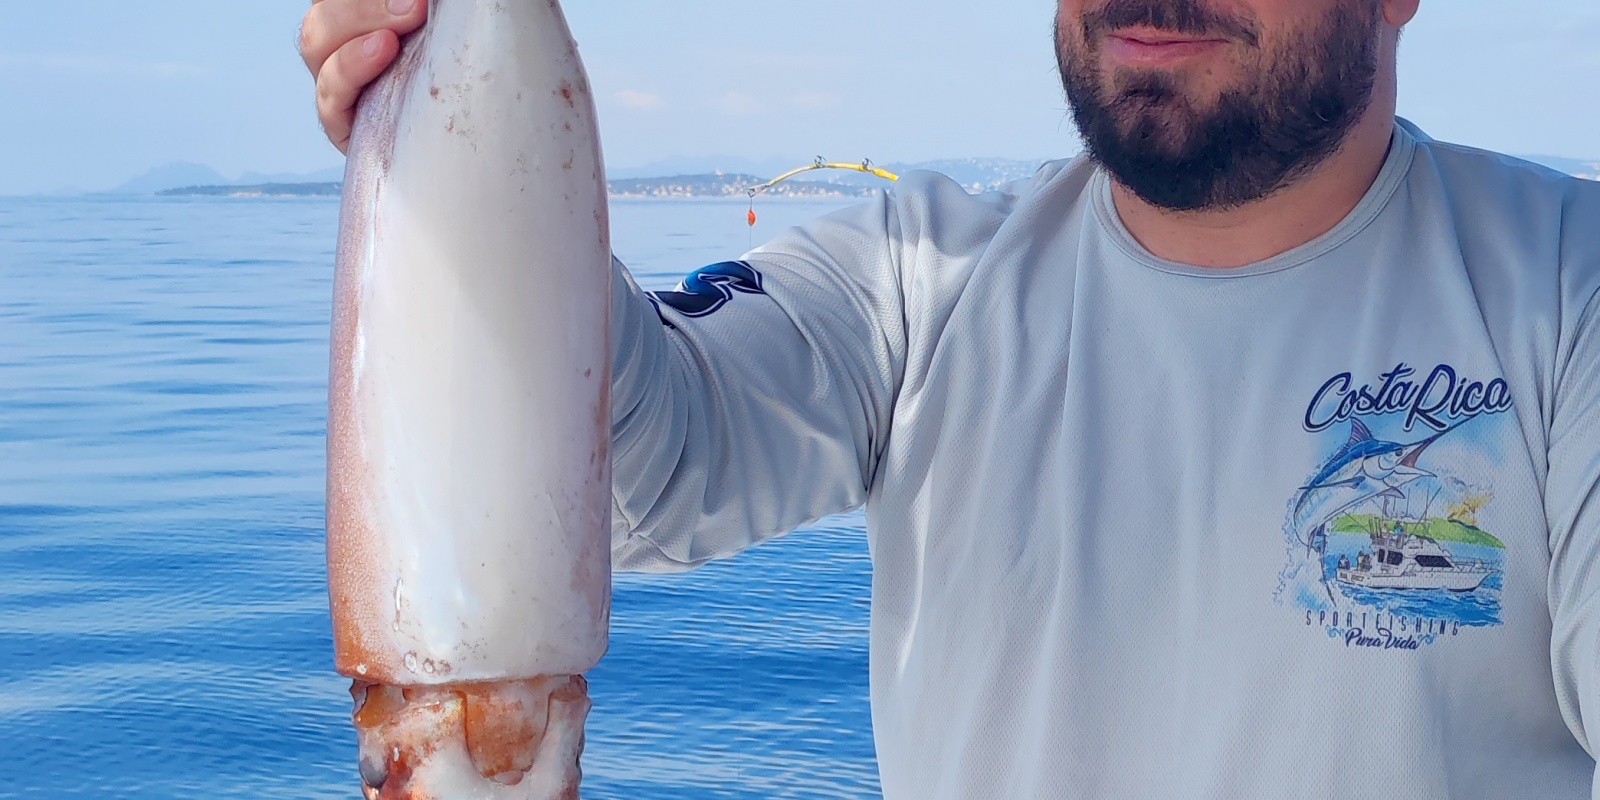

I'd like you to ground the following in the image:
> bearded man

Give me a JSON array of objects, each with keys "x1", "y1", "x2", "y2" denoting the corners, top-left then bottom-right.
[{"x1": 301, "y1": 0, "x2": 1600, "y2": 796}]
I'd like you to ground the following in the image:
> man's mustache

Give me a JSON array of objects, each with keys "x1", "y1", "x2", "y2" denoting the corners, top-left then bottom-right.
[{"x1": 1082, "y1": 0, "x2": 1260, "y2": 46}]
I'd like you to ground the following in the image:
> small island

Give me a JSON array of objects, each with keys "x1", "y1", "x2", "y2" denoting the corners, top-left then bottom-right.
[
  {"x1": 1332, "y1": 513, "x2": 1506, "y2": 549},
  {"x1": 158, "y1": 182, "x2": 344, "y2": 197}
]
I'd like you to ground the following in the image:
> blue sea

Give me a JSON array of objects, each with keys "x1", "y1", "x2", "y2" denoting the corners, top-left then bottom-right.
[{"x1": 0, "y1": 195, "x2": 881, "y2": 798}]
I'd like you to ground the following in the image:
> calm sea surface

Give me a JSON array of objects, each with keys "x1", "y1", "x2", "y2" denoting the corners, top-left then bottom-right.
[{"x1": 0, "y1": 195, "x2": 880, "y2": 798}]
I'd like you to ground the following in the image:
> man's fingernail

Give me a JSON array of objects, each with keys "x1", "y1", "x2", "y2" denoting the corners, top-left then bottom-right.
[
  {"x1": 363, "y1": 33, "x2": 384, "y2": 56},
  {"x1": 388, "y1": 0, "x2": 415, "y2": 14}
]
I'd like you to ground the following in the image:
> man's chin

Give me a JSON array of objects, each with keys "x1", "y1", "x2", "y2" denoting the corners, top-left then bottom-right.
[{"x1": 1107, "y1": 112, "x2": 1206, "y2": 157}]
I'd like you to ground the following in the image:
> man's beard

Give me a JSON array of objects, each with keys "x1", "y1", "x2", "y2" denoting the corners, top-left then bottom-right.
[{"x1": 1057, "y1": 0, "x2": 1383, "y2": 212}]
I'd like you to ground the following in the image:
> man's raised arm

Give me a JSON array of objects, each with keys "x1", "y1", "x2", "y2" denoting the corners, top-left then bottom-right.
[
  {"x1": 1546, "y1": 184, "x2": 1600, "y2": 794},
  {"x1": 608, "y1": 195, "x2": 908, "y2": 571}
]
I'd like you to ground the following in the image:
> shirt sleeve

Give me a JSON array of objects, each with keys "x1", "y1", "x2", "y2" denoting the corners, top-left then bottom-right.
[
  {"x1": 1544, "y1": 185, "x2": 1600, "y2": 794},
  {"x1": 606, "y1": 192, "x2": 907, "y2": 572}
]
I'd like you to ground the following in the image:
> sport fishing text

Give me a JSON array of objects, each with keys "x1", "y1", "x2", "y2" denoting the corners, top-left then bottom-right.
[{"x1": 1307, "y1": 608, "x2": 1462, "y2": 650}]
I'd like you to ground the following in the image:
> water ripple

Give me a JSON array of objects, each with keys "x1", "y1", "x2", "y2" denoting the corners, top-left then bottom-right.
[{"x1": 0, "y1": 195, "x2": 876, "y2": 799}]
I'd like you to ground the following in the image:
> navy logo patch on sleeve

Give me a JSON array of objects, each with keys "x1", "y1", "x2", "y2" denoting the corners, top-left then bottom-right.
[{"x1": 646, "y1": 260, "x2": 766, "y2": 322}]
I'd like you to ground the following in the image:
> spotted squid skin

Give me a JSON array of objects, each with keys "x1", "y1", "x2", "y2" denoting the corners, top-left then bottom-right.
[
  {"x1": 327, "y1": 0, "x2": 611, "y2": 796},
  {"x1": 351, "y1": 677, "x2": 590, "y2": 799}
]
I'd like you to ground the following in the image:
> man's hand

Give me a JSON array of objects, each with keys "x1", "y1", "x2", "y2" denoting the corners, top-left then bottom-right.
[{"x1": 299, "y1": 0, "x2": 428, "y2": 154}]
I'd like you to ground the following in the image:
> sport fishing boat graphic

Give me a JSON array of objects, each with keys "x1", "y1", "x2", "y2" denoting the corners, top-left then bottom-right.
[
  {"x1": 1334, "y1": 518, "x2": 1495, "y2": 592},
  {"x1": 1291, "y1": 417, "x2": 1499, "y2": 599}
]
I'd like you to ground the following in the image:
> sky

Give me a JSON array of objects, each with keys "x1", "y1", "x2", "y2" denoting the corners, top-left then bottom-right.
[{"x1": 1, "y1": 1, "x2": 1597, "y2": 195}]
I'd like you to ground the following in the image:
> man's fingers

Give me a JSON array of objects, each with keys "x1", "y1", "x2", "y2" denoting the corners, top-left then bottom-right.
[
  {"x1": 317, "y1": 31, "x2": 400, "y2": 154},
  {"x1": 299, "y1": 0, "x2": 425, "y2": 152},
  {"x1": 300, "y1": 0, "x2": 426, "y2": 78}
]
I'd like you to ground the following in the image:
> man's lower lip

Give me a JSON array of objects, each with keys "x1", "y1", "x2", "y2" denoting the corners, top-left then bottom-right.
[{"x1": 1105, "y1": 35, "x2": 1226, "y2": 64}]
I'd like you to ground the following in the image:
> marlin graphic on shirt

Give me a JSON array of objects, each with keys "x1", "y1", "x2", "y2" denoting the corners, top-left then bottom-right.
[{"x1": 1292, "y1": 418, "x2": 1466, "y2": 552}]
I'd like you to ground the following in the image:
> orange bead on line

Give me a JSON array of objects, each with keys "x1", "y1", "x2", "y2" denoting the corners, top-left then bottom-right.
[{"x1": 747, "y1": 209, "x2": 757, "y2": 227}]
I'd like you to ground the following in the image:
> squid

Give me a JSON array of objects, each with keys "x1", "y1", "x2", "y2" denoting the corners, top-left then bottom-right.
[{"x1": 326, "y1": 1, "x2": 611, "y2": 797}]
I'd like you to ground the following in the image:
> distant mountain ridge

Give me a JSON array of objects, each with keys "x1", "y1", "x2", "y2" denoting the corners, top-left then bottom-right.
[
  {"x1": 1521, "y1": 155, "x2": 1600, "y2": 180},
  {"x1": 121, "y1": 152, "x2": 1599, "y2": 198},
  {"x1": 157, "y1": 182, "x2": 343, "y2": 198},
  {"x1": 607, "y1": 156, "x2": 1053, "y2": 187},
  {"x1": 156, "y1": 175, "x2": 877, "y2": 200},
  {"x1": 120, "y1": 157, "x2": 1044, "y2": 197},
  {"x1": 609, "y1": 173, "x2": 876, "y2": 199},
  {"x1": 106, "y1": 163, "x2": 345, "y2": 195}
]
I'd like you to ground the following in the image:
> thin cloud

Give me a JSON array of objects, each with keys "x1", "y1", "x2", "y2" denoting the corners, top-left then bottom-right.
[
  {"x1": 709, "y1": 92, "x2": 762, "y2": 117},
  {"x1": 0, "y1": 52, "x2": 209, "y2": 79},
  {"x1": 615, "y1": 89, "x2": 666, "y2": 110},
  {"x1": 692, "y1": 48, "x2": 856, "y2": 74},
  {"x1": 790, "y1": 92, "x2": 843, "y2": 112}
]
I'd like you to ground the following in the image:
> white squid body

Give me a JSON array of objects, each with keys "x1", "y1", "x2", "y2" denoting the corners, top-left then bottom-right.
[{"x1": 326, "y1": 0, "x2": 610, "y2": 796}]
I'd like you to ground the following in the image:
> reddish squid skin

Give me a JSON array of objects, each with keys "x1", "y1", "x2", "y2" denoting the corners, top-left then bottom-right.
[{"x1": 350, "y1": 677, "x2": 589, "y2": 798}]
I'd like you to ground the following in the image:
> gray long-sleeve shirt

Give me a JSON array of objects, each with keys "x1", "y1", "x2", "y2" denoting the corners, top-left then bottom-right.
[{"x1": 606, "y1": 119, "x2": 1600, "y2": 799}]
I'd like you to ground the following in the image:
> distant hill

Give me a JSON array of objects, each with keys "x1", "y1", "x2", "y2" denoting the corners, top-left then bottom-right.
[
  {"x1": 1332, "y1": 513, "x2": 1506, "y2": 549},
  {"x1": 889, "y1": 158, "x2": 1051, "y2": 190},
  {"x1": 1518, "y1": 155, "x2": 1600, "y2": 181},
  {"x1": 233, "y1": 167, "x2": 346, "y2": 186},
  {"x1": 132, "y1": 152, "x2": 1600, "y2": 201},
  {"x1": 157, "y1": 182, "x2": 342, "y2": 198},
  {"x1": 119, "y1": 157, "x2": 1043, "y2": 197},
  {"x1": 109, "y1": 162, "x2": 231, "y2": 195},
  {"x1": 608, "y1": 157, "x2": 801, "y2": 181},
  {"x1": 609, "y1": 173, "x2": 878, "y2": 199},
  {"x1": 156, "y1": 174, "x2": 877, "y2": 200},
  {"x1": 563, "y1": 156, "x2": 1052, "y2": 192},
  {"x1": 107, "y1": 163, "x2": 345, "y2": 195}
]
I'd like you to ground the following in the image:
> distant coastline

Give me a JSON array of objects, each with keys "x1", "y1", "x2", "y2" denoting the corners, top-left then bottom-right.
[
  {"x1": 608, "y1": 174, "x2": 876, "y2": 199},
  {"x1": 94, "y1": 152, "x2": 1600, "y2": 201},
  {"x1": 155, "y1": 174, "x2": 886, "y2": 200},
  {"x1": 133, "y1": 158, "x2": 1049, "y2": 199},
  {"x1": 158, "y1": 182, "x2": 343, "y2": 198}
]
